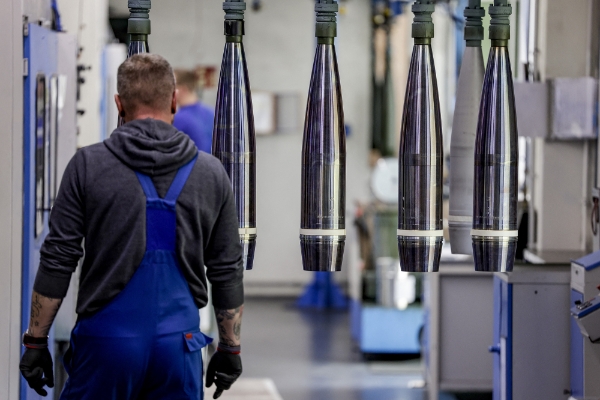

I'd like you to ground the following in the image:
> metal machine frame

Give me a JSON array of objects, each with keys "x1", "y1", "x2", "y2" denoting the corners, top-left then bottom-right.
[
  {"x1": 492, "y1": 266, "x2": 571, "y2": 400},
  {"x1": 424, "y1": 265, "x2": 494, "y2": 400},
  {"x1": 22, "y1": 23, "x2": 77, "y2": 400}
]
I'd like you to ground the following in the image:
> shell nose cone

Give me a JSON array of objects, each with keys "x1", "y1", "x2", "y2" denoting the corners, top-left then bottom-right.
[
  {"x1": 472, "y1": 237, "x2": 517, "y2": 272},
  {"x1": 448, "y1": 46, "x2": 485, "y2": 256},
  {"x1": 471, "y1": 46, "x2": 518, "y2": 272},
  {"x1": 300, "y1": 235, "x2": 345, "y2": 272},
  {"x1": 300, "y1": 43, "x2": 346, "y2": 272},
  {"x1": 397, "y1": 44, "x2": 444, "y2": 273},
  {"x1": 398, "y1": 237, "x2": 443, "y2": 272},
  {"x1": 241, "y1": 238, "x2": 256, "y2": 270},
  {"x1": 213, "y1": 41, "x2": 258, "y2": 271}
]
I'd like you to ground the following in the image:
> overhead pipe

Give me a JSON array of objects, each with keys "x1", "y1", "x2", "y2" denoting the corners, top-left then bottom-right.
[
  {"x1": 397, "y1": 1, "x2": 444, "y2": 272},
  {"x1": 213, "y1": 0, "x2": 257, "y2": 270},
  {"x1": 472, "y1": 0, "x2": 519, "y2": 272},
  {"x1": 448, "y1": 0, "x2": 485, "y2": 255},
  {"x1": 300, "y1": 0, "x2": 346, "y2": 272}
]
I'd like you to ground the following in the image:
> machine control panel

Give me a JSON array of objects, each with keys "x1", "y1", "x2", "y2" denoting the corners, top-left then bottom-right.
[
  {"x1": 572, "y1": 296, "x2": 600, "y2": 318},
  {"x1": 576, "y1": 301, "x2": 595, "y2": 311},
  {"x1": 572, "y1": 295, "x2": 600, "y2": 342}
]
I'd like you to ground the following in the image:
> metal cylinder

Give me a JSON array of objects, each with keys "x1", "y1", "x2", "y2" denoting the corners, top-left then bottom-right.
[
  {"x1": 213, "y1": 39, "x2": 256, "y2": 270},
  {"x1": 118, "y1": 1, "x2": 150, "y2": 127},
  {"x1": 300, "y1": 43, "x2": 346, "y2": 272},
  {"x1": 472, "y1": 45, "x2": 518, "y2": 272},
  {"x1": 127, "y1": 0, "x2": 150, "y2": 56},
  {"x1": 397, "y1": 43, "x2": 444, "y2": 273},
  {"x1": 449, "y1": 48, "x2": 484, "y2": 255},
  {"x1": 127, "y1": 40, "x2": 148, "y2": 57}
]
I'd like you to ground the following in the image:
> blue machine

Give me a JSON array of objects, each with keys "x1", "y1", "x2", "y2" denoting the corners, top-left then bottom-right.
[
  {"x1": 22, "y1": 23, "x2": 74, "y2": 400},
  {"x1": 350, "y1": 299, "x2": 422, "y2": 355},
  {"x1": 490, "y1": 276, "x2": 512, "y2": 400},
  {"x1": 490, "y1": 268, "x2": 571, "y2": 400},
  {"x1": 570, "y1": 252, "x2": 600, "y2": 399}
]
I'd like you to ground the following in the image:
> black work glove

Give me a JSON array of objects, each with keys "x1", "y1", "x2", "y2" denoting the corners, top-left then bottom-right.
[
  {"x1": 206, "y1": 350, "x2": 242, "y2": 399},
  {"x1": 19, "y1": 348, "x2": 54, "y2": 396}
]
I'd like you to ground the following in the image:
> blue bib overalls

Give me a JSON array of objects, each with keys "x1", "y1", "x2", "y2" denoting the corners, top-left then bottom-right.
[{"x1": 61, "y1": 155, "x2": 212, "y2": 400}]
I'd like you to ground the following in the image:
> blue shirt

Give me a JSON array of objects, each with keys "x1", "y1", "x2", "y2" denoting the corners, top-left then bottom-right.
[{"x1": 173, "y1": 102, "x2": 215, "y2": 154}]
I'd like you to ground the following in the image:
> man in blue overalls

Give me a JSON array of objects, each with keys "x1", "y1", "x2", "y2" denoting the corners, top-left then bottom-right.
[{"x1": 19, "y1": 54, "x2": 244, "y2": 399}]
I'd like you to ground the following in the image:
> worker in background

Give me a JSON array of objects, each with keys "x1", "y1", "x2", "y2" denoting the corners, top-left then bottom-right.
[
  {"x1": 19, "y1": 54, "x2": 244, "y2": 400},
  {"x1": 174, "y1": 68, "x2": 215, "y2": 154}
]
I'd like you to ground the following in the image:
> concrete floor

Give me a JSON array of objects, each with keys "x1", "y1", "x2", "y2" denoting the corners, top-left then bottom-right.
[
  {"x1": 53, "y1": 295, "x2": 483, "y2": 399},
  {"x1": 236, "y1": 297, "x2": 460, "y2": 400}
]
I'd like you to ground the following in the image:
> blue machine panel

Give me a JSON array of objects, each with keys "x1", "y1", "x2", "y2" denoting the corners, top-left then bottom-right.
[
  {"x1": 573, "y1": 250, "x2": 600, "y2": 270},
  {"x1": 351, "y1": 297, "x2": 423, "y2": 355},
  {"x1": 359, "y1": 305, "x2": 422, "y2": 354},
  {"x1": 492, "y1": 277, "x2": 501, "y2": 400},
  {"x1": 570, "y1": 290, "x2": 585, "y2": 398},
  {"x1": 492, "y1": 276, "x2": 512, "y2": 400},
  {"x1": 22, "y1": 24, "x2": 59, "y2": 400}
]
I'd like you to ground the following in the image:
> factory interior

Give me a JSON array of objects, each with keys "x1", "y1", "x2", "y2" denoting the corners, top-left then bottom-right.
[{"x1": 1, "y1": 0, "x2": 600, "y2": 399}]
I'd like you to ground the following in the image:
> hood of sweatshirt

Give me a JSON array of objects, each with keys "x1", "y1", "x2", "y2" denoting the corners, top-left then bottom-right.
[{"x1": 104, "y1": 118, "x2": 198, "y2": 176}]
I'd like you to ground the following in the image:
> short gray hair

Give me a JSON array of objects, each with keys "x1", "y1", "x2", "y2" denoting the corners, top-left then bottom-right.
[{"x1": 117, "y1": 53, "x2": 175, "y2": 114}]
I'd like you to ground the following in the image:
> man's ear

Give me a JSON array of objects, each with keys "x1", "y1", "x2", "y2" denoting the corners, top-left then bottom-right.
[
  {"x1": 171, "y1": 90, "x2": 177, "y2": 114},
  {"x1": 115, "y1": 94, "x2": 125, "y2": 118}
]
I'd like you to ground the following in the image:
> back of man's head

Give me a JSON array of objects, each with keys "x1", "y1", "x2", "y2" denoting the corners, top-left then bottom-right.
[{"x1": 117, "y1": 54, "x2": 175, "y2": 116}]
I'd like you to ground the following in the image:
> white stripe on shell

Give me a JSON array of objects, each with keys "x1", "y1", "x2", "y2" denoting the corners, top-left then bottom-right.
[
  {"x1": 397, "y1": 229, "x2": 444, "y2": 237},
  {"x1": 471, "y1": 229, "x2": 518, "y2": 237},
  {"x1": 300, "y1": 229, "x2": 346, "y2": 236}
]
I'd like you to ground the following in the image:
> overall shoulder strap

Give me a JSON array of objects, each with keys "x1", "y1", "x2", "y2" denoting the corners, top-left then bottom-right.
[
  {"x1": 135, "y1": 171, "x2": 160, "y2": 200},
  {"x1": 164, "y1": 154, "x2": 198, "y2": 202}
]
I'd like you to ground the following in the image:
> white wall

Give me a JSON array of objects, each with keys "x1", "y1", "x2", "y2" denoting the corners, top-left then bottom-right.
[
  {"x1": 22, "y1": 0, "x2": 52, "y2": 23},
  {"x1": 537, "y1": 0, "x2": 597, "y2": 80},
  {"x1": 150, "y1": 0, "x2": 372, "y2": 291},
  {"x1": 72, "y1": 0, "x2": 110, "y2": 147},
  {"x1": 0, "y1": 0, "x2": 25, "y2": 397}
]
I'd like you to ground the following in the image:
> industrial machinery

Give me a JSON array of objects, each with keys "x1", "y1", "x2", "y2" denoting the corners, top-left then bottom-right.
[
  {"x1": 22, "y1": 22, "x2": 78, "y2": 400},
  {"x1": 300, "y1": 0, "x2": 346, "y2": 272},
  {"x1": 570, "y1": 252, "x2": 600, "y2": 400},
  {"x1": 572, "y1": 295, "x2": 600, "y2": 343},
  {"x1": 448, "y1": 0, "x2": 484, "y2": 256},
  {"x1": 471, "y1": 0, "x2": 518, "y2": 272},
  {"x1": 490, "y1": 265, "x2": 571, "y2": 400},
  {"x1": 213, "y1": 0, "x2": 257, "y2": 270},
  {"x1": 348, "y1": 159, "x2": 422, "y2": 356},
  {"x1": 397, "y1": 0, "x2": 443, "y2": 273},
  {"x1": 423, "y1": 265, "x2": 494, "y2": 400}
]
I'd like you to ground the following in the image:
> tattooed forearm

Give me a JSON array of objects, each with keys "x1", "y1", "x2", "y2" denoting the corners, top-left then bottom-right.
[
  {"x1": 28, "y1": 291, "x2": 63, "y2": 337},
  {"x1": 215, "y1": 305, "x2": 244, "y2": 347}
]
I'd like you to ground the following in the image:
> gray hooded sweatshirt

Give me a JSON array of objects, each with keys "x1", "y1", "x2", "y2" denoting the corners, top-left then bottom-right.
[{"x1": 34, "y1": 118, "x2": 244, "y2": 317}]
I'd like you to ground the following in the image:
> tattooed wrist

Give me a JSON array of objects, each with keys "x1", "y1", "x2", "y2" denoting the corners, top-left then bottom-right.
[
  {"x1": 215, "y1": 305, "x2": 244, "y2": 347},
  {"x1": 28, "y1": 291, "x2": 62, "y2": 338}
]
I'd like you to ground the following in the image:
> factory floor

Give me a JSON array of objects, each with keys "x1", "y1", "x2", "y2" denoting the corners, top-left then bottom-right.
[{"x1": 236, "y1": 296, "x2": 477, "y2": 400}]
